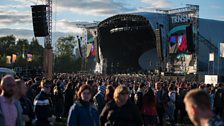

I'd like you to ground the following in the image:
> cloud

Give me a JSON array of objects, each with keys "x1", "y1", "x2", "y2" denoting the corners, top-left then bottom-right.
[
  {"x1": 141, "y1": 0, "x2": 174, "y2": 8},
  {"x1": 0, "y1": 5, "x2": 32, "y2": 27},
  {"x1": 210, "y1": 5, "x2": 221, "y2": 9},
  {"x1": 55, "y1": 20, "x2": 87, "y2": 33},
  {"x1": 217, "y1": 16, "x2": 224, "y2": 21},
  {"x1": 56, "y1": 0, "x2": 136, "y2": 16}
]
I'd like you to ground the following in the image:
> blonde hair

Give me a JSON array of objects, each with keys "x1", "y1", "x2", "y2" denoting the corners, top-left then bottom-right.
[
  {"x1": 113, "y1": 85, "x2": 129, "y2": 101},
  {"x1": 184, "y1": 89, "x2": 210, "y2": 110}
]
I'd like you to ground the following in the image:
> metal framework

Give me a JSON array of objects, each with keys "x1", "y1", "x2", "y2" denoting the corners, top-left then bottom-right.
[
  {"x1": 156, "y1": 4, "x2": 199, "y2": 74},
  {"x1": 44, "y1": 0, "x2": 52, "y2": 48}
]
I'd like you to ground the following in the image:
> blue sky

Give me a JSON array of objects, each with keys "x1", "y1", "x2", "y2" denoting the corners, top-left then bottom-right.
[{"x1": 0, "y1": 0, "x2": 223, "y2": 44}]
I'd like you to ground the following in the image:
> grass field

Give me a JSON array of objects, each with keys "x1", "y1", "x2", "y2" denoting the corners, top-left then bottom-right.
[{"x1": 55, "y1": 118, "x2": 67, "y2": 126}]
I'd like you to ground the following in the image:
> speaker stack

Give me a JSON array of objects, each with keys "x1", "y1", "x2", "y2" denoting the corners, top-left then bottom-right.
[{"x1": 31, "y1": 5, "x2": 49, "y2": 37}]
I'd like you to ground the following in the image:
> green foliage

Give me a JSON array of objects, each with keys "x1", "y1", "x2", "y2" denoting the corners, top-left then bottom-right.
[
  {"x1": 54, "y1": 56, "x2": 82, "y2": 73},
  {"x1": 55, "y1": 35, "x2": 77, "y2": 57},
  {"x1": 16, "y1": 38, "x2": 29, "y2": 55},
  {"x1": 54, "y1": 35, "x2": 81, "y2": 72},
  {"x1": 0, "y1": 35, "x2": 16, "y2": 55},
  {"x1": 0, "y1": 35, "x2": 44, "y2": 68}
]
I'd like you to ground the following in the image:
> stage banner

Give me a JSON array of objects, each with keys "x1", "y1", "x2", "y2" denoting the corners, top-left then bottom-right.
[
  {"x1": 86, "y1": 44, "x2": 92, "y2": 57},
  {"x1": 167, "y1": 6, "x2": 198, "y2": 74},
  {"x1": 205, "y1": 75, "x2": 218, "y2": 85},
  {"x1": 87, "y1": 29, "x2": 97, "y2": 58},
  {"x1": 220, "y1": 43, "x2": 224, "y2": 58},
  {"x1": 209, "y1": 53, "x2": 214, "y2": 61}
]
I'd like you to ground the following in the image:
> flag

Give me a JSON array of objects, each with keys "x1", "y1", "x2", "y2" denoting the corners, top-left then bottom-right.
[
  {"x1": 6, "y1": 56, "x2": 11, "y2": 64},
  {"x1": 209, "y1": 53, "x2": 214, "y2": 61},
  {"x1": 27, "y1": 54, "x2": 33, "y2": 62},
  {"x1": 220, "y1": 43, "x2": 224, "y2": 58},
  {"x1": 12, "y1": 54, "x2": 17, "y2": 63}
]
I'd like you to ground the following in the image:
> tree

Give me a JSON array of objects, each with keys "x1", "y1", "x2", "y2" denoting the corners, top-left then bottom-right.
[
  {"x1": 55, "y1": 36, "x2": 77, "y2": 57},
  {"x1": 54, "y1": 35, "x2": 81, "y2": 72},
  {"x1": 28, "y1": 38, "x2": 44, "y2": 68},
  {"x1": 0, "y1": 35, "x2": 16, "y2": 56},
  {"x1": 16, "y1": 38, "x2": 29, "y2": 56},
  {"x1": 29, "y1": 38, "x2": 44, "y2": 55}
]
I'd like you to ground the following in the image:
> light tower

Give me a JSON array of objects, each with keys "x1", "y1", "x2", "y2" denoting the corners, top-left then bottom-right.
[
  {"x1": 45, "y1": 0, "x2": 52, "y2": 48},
  {"x1": 43, "y1": 0, "x2": 53, "y2": 79}
]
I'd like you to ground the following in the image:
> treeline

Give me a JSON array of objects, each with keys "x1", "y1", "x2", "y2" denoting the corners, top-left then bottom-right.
[
  {"x1": 0, "y1": 35, "x2": 82, "y2": 73},
  {"x1": 0, "y1": 35, "x2": 43, "y2": 68}
]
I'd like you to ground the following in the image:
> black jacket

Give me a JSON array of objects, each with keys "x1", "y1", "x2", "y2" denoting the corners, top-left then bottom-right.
[
  {"x1": 94, "y1": 92, "x2": 105, "y2": 114},
  {"x1": 100, "y1": 100, "x2": 143, "y2": 126},
  {"x1": 34, "y1": 91, "x2": 53, "y2": 126},
  {"x1": 20, "y1": 96, "x2": 35, "y2": 126}
]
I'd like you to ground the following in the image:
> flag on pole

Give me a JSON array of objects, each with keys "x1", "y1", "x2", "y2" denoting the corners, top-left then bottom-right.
[
  {"x1": 220, "y1": 43, "x2": 224, "y2": 58},
  {"x1": 6, "y1": 56, "x2": 11, "y2": 64},
  {"x1": 12, "y1": 54, "x2": 17, "y2": 63},
  {"x1": 27, "y1": 54, "x2": 33, "y2": 62},
  {"x1": 209, "y1": 53, "x2": 214, "y2": 61}
]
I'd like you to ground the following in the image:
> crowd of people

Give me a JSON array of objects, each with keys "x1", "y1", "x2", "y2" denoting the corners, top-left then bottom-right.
[{"x1": 0, "y1": 73, "x2": 224, "y2": 126}]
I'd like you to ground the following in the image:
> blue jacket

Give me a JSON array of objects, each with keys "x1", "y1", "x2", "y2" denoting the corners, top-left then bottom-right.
[{"x1": 67, "y1": 100, "x2": 100, "y2": 126}]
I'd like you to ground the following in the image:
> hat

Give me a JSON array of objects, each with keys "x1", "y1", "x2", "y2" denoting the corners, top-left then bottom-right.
[{"x1": 98, "y1": 85, "x2": 106, "y2": 92}]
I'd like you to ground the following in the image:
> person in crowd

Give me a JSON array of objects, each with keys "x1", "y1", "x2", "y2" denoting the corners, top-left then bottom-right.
[
  {"x1": 53, "y1": 80, "x2": 64, "y2": 120},
  {"x1": 214, "y1": 84, "x2": 224, "y2": 118},
  {"x1": 100, "y1": 85, "x2": 143, "y2": 126},
  {"x1": 105, "y1": 85, "x2": 114, "y2": 103},
  {"x1": 141, "y1": 88, "x2": 158, "y2": 126},
  {"x1": 34, "y1": 79, "x2": 56, "y2": 126},
  {"x1": 184, "y1": 89, "x2": 224, "y2": 126},
  {"x1": 135, "y1": 91, "x2": 143, "y2": 110},
  {"x1": 67, "y1": 84, "x2": 100, "y2": 126},
  {"x1": 26, "y1": 77, "x2": 41, "y2": 102},
  {"x1": 0, "y1": 75, "x2": 23, "y2": 126},
  {"x1": 155, "y1": 82, "x2": 165, "y2": 126},
  {"x1": 209, "y1": 86, "x2": 215, "y2": 112},
  {"x1": 175, "y1": 86, "x2": 187, "y2": 124},
  {"x1": 15, "y1": 79, "x2": 35, "y2": 126},
  {"x1": 167, "y1": 84, "x2": 176, "y2": 125},
  {"x1": 93, "y1": 85, "x2": 106, "y2": 114},
  {"x1": 64, "y1": 82, "x2": 75, "y2": 117}
]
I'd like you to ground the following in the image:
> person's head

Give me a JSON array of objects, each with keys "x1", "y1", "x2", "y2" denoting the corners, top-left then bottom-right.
[
  {"x1": 106, "y1": 85, "x2": 114, "y2": 96},
  {"x1": 40, "y1": 79, "x2": 52, "y2": 94},
  {"x1": 184, "y1": 89, "x2": 211, "y2": 126},
  {"x1": 134, "y1": 92, "x2": 143, "y2": 104},
  {"x1": 168, "y1": 84, "x2": 175, "y2": 92},
  {"x1": 155, "y1": 82, "x2": 161, "y2": 90},
  {"x1": 77, "y1": 84, "x2": 92, "y2": 102},
  {"x1": 0, "y1": 75, "x2": 16, "y2": 98},
  {"x1": 26, "y1": 80, "x2": 33, "y2": 87},
  {"x1": 15, "y1": 79, "x2": 27, "y2": 98},
  {"x1": 113, "y1": 85, "x2": 129, "y2": 104}
]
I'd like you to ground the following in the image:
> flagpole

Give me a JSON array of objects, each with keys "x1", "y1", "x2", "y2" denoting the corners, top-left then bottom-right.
[
  {"x1": 218, "y1": 43, "x2": 220, "y2": 75},
  {"x1": 208, "y1": 60, "x2": 210, "y2": 75},
  {"x1": 213, "y1": 60, "x2": 215, "y2": 75}
]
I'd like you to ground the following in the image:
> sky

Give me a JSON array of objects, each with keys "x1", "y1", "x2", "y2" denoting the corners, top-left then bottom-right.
[{"x1": 0, "y1": 0, "x2": 224, "y2": 45}]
